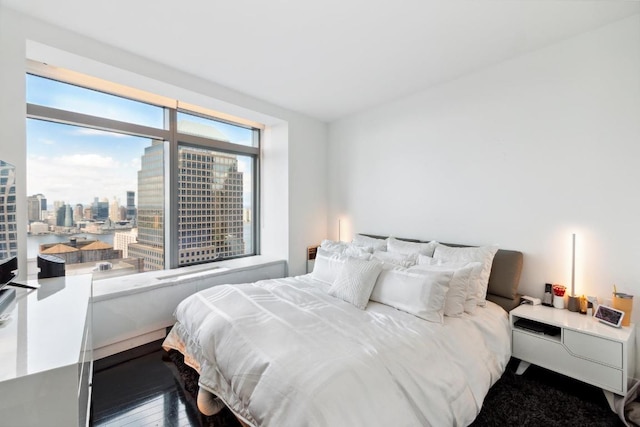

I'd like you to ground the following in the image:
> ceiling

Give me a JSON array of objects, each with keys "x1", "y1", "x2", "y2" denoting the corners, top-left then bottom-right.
[{"x1": 2, "y1": 0, "x2": 638, "y2": 122}]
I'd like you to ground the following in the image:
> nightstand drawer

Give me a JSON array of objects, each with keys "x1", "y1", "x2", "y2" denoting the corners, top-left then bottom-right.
[
  {"x1": 564, "y1": 330, "x2": 622, "y2": 369},
  {"x1": 513, "y1": 330, "x2": 623, "y2": 393}
]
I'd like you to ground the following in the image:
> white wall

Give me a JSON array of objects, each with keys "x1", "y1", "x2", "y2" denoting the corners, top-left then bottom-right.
[
  {"x1": 329, "y1": 15, "x2": 640, "y2": 314},
  {"x1": 0, "y1": 6, "x2": 328, "y2": 276}
]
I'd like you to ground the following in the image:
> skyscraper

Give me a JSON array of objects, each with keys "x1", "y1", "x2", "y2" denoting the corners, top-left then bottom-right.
[
  {"x1": 177, "y1": 146, "x2": 244, "y2": 266},
  {"x1": 109, "y1": 197, "x2": 120, "y2": 222},
  {"x1": 126, "y1": 190, "x2": 136, "y2": 221},
  {"x1": 27, "y1": 195, "x2": 41, "y2": 222},
  {"x1": 128, "y1": 140, "x2": 165, "y2": 271},
  {"x1": 27, "y1": 193, "x2": 47, "y2": 222},
  {"x1": 0, "y1": 161, "x2": 17, "y2": 259}
]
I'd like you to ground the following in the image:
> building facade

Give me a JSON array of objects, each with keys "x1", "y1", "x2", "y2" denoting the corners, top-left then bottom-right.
[
  {"x1": 128, "y1": 140, "x2": 165, "y2": 271},
  {"x1": 177, "y1": 146, "x2": 245, "y2": 266},
  {"x1": 0, "y1": 161, "x2": 17, "y2": 259}
]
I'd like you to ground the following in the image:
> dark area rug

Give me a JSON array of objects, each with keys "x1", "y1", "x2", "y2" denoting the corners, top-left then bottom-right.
[
  {"x1": 166, "y1": 351, "x2": 624, "y2": 427},
  {"x1": 472, "y1": 359, "x2": 624, "y2": 427}
]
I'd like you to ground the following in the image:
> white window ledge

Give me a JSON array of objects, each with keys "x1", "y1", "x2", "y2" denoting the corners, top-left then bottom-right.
[{"x1": 92, "y1": 255, "x2": 287, "y2": 302}]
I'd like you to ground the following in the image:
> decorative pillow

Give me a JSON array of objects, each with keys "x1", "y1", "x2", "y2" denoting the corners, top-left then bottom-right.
[
  {"x1": 351, "y1": 234, "x2": 388, "y2": 252},
  {"x1": 416, "y1": 256, "x2": 481, "y2": 314},
  {"x1": 371, "y1": 250, "x2": 417, "y2": 268},
  {"x1": 370, "y1": 268, "x2": 453, "y2": 323},
  {"x1": 320, "y1": 239, "x2": 348, "y2": 255},
  {"x1": 433, "y1": 244, "x2": 499, "y2": 306},
  {"x1": 311, "y1": 248, "x2": 347, "y2": 284},
  {"x1": 328, "y1": 258, "x2": 383, "y2": 309},
  {"x1": 344, "y1": 244, "x2": 373, "y2": 259},
  {"x1": 387, "y1": 237, "x2": 438, "y2": 257},
  {"x1": 409, "y1": 262, "x2": 478, "y2": 317}
]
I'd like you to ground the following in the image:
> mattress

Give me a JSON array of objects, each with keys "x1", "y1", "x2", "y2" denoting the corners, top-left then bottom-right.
[{"x1": 163, "y1": 274, "x2": 511, "y2": 426}]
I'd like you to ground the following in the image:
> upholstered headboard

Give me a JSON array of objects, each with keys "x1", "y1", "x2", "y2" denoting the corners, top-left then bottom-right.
[{"x1": 362, "y1": 234, "x2": 524, "y2": 312}]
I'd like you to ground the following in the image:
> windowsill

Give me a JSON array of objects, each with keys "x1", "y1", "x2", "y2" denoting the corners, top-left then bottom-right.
[{"x1": 92, "y1": 255, "x2": 286, "y2": 302}]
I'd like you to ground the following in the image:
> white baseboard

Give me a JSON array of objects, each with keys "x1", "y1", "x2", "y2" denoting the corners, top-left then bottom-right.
[{"x1": 93, "y1": 329, "x2": 167, "y2": 360}]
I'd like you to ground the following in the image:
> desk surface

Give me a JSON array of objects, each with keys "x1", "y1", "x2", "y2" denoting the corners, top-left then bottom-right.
[{"x1": 0, "y1": 274, "x2": 92, "y2": 381}]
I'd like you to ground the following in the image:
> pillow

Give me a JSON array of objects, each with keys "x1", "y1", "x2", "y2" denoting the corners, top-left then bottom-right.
[
  {"x1": 311, "y1": 248, "x2": 347, "y2": 284},
  {"x1": 387, "y1": 237, "x2": 438, "y2": 257},
  {"x1": 320, "y1": 239, "x2": 348, "y2": 255},
  {"x1": 371, "y1": 250, "x2": 417, "y2": 268},
  {"x1": 328, "y1": 258, "x2": 383, "y2": 309},
  {"x1": 351, "y1": 234, "x2": 388, "y2": 252},
  {"x1": 344, "y1": 244, "x2": 373, "y2": 259},
  {"x1": 370, "y1": 268, "x2": 453, "y2": 323},
  {"x1": 433, "y1": 244, "x2": 498, "y2": 306},
  {"x1": 409, "y1": 262, "x2": 479, "y2": 317}
]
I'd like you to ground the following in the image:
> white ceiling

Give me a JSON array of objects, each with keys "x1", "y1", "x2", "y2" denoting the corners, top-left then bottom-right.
[{"x1": 2, "y1": 0, "x2": 639, "y2": 122}]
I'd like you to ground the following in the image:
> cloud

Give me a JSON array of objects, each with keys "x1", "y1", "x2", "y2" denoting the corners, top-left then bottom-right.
[
  {"x1": 27, "y1": 153, "x2": 139, "y2": 206},
  {"x1": 57, "y1": 153, "x2": 121, "y2": 169},
  {"x1": 73, "y1": 128, "x2": 129, "y2": 138}
]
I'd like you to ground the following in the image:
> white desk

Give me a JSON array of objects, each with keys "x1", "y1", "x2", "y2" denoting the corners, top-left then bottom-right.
[{"x1": 0, "y1": 275, "x2": 93, "y2": 427}]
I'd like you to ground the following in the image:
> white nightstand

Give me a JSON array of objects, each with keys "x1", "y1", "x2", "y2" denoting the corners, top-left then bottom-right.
[{"x1": 510, "y1": 304, "x2": 636, "y2": 396}]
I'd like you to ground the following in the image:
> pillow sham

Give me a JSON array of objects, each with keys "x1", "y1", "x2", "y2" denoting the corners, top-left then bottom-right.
[
  {"x1": 328, "y1": 258, "x2": 383, "y2": 309},
  {"x1": 320, "y1": 239, "x2": 348, "y2": 255},
  {"x1": 351, "y1": 234, "x2": 388, "y2": 252},
  {"x1": 344, "y1": 244, "x2": 373, "y2": 259},
  {"x1": 409, "y1": 262, "x2": 479, "y2": 317},
  {"x1": 311, "y1": 248, "x2": 347, "y2": 284},
  {"x1": 433, "y1": 244, "x2": 498, "y2": 306},
  {"x1": 370, "y1": 268, "x2": 453, "y2": 323},
  {"x1": 371, "y1": 250, "x2": 417, "y2": 268},
  {"x1": 387, "y1": 237, "x2": 438, "y2": 257},
  {"x1": 318, "y1": 240, "x2": 372, "y2": 259}
]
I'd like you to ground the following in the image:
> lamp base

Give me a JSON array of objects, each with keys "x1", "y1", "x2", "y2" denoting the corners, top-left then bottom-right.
[{"x1": 567, "y1": 295, "x2": 580, "y2": 312}]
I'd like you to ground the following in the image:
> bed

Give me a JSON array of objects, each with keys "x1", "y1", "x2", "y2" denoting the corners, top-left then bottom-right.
[{"x1": 163, "y1": 235, "x2": 523, "y2": 426}]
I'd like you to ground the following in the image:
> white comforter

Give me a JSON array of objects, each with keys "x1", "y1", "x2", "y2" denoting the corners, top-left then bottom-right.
[{"x1": 163, "y1": 274, "x2": 511, "y2": 427}]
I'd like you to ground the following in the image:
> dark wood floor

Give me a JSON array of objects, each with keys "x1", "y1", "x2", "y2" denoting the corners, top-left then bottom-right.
[
  {"x1": 91, "y1": 342, "x2": 204, "y2": 427},
  {"x1": 92, "y1": 341, "x2": 623, "y2": 427}
]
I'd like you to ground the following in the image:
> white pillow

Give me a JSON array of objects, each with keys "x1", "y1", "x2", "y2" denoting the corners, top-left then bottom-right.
[
  {"x1": 328, "y1": 258, "x2": 383, "y2": 309},
  {"x1": 387, "y1": 237, "x2": 438, "y2": 257},
  {"x1": 371, "y1": 250, "x2": 417, "y2": 268},
  {"x1": 410, "y1": 262, "x2": 479, "y2": 317},
  {"x1": 433, "y1": 244, "x2": 499, "y2": 306},
  {"x1": 351, "y1": 234, "x2": 388, "y2": 252},
  {"x1": 312, "y1": 248, "x2": 347, "y2": 284},
  {"x1": 344, "y1": 244, "x2": 373, "y2": 259},
  {"x1": 320, "y1": 239, "x2": 348, "y2": 255},
  {"x1": 370, "y1": 268, "x2": 452, "y2": 323}
]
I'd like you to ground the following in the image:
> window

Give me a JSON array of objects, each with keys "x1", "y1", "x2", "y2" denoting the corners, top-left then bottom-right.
[{"x1": 26, "y1": 72, "x2": 259, "y2": 279}]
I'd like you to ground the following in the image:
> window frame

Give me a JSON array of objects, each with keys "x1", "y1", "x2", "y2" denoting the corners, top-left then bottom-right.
[{"x1": 25, "y1": 72, "x2": 260, "y2": 271}]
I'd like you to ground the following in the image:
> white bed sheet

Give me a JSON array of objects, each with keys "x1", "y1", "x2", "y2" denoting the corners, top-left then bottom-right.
[{"x1": 163, "y1": 274, "x2": 511, "y2": 427}]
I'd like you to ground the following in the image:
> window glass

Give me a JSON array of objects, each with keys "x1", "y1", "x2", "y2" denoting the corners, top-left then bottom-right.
[
  {"x1": 26, "y1": 74, "x2": 165, "y2": 129},
  {"x1": 26, "y1": 118, "x2": 164, "y2": 277},
  {"x1": 26, "y1": 71, "x2": 258, "y2": 279},
  {"x1": 177, "y1": 111, "x2": 255, "y2": 147},
  {"x1": 177, "y1": 145, "x2": 254, "y2": 265}
]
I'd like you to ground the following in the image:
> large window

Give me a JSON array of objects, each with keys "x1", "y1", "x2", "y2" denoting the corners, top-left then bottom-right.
[{"x1": 25, "y1": 72, "x2": 259, "y2": 279}]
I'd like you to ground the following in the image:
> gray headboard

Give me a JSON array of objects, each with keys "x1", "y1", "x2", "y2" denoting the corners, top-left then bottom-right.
[{"x1": 362, "y1": 234, "x2": 524, "y2": 312}]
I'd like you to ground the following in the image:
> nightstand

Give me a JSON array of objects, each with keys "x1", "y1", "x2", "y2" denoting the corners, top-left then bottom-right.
[{"x1": 510, "y1": 304, "x2": 636, "y2": 396}]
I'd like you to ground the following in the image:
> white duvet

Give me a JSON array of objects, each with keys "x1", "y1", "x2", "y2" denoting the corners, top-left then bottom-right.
[{"x1": 163, "y1": 274, "x2": 511, "y2": 427}]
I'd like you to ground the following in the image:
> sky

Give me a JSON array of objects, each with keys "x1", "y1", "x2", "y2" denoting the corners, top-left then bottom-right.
[{"x1": 26, "y1": 74, "x2": 254, "y2": 210}]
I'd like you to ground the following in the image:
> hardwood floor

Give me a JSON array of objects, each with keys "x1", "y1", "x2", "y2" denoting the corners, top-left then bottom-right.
[{"x1": 91, "y1": 342, "x2": 204, "y2": 427}]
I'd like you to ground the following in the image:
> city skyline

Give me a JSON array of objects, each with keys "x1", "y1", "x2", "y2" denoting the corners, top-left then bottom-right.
[{"x1": 27, "y1": 74, "x2": 254, "y2": 209}]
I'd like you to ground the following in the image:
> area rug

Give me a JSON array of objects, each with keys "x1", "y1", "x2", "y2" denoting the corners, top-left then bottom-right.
[
  {"x1": 166, "y1": 350, "x2": 625, "y2": 426},
  {"x1": 471, "y1": 360, "x2": 624, "y2": 427}
]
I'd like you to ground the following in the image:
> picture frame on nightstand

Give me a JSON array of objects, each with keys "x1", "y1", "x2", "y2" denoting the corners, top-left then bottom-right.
[{"x1": 594, "y1": 304, "x2": 625, "y2": 328}]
